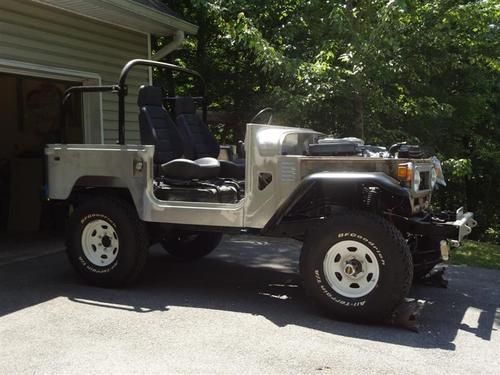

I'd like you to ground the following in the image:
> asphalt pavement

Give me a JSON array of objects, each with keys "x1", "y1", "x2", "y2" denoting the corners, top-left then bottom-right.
[{"x1": 0, "y1": 235, "x2": 499, "y2": 374}]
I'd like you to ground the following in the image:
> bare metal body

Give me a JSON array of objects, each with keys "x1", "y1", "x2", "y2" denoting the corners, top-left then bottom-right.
[
  {"x1": 46, "y1": 123, "x2": 475, "y2": 241},
  {"x1": 47, "y1": 59, "x2": 477, "y2": 321}
]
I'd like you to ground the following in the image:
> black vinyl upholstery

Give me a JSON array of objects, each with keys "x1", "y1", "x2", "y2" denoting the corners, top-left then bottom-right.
[
  {"x1": 137, "y1": 86, "x2": 220, "y2": 180},
  {"x1": 219, "y1": 160, "x2": 245, "y2": 179},
  {"x1": 174, "y1": 96, "x2": 245, "y2": 179},
  {"x1": 160, "y1": 157, "x2": 221, "y2": 180},
  {"x1": 175, "y1": 97, "x2": 220, "y2": 159},
  {"x1": 138, "y1": 86, "x2": 184, "y2": 167}
]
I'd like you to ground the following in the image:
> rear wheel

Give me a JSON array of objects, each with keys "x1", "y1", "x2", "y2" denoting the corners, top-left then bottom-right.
[
  {"x1": 161, "y1": 231, "x2": 223, "y2": 261},
  {"x1": 66, "y1": 195, "x2": 149, "y2": 287},
  {"x1": 300, "y1": 211, "x2": 413, "y2": 322}
]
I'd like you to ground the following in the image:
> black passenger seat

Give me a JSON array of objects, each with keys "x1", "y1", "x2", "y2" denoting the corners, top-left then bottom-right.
[
  {"x1": 137, "y1": 86, "x2": 220, "y2": 180},
  {"x1": 174, "y1": 96, "x2": 245, "y2": 179}
]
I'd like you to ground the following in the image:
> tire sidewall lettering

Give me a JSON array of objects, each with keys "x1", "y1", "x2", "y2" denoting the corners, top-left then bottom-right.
[
  {"x1": 78, "y1": 213, "x2": 119, "y2": 274},
  {"x1": 81, "y1": 213, "x2": 117, "y2": 229},
  {"x1": 314, "y1": 232, "x2": 387, "y2": 308},
  {"x1": 301, "y1": 213, "x2": 412, "y2": 320},
  {"x1": 314, "y1": 269, "x2": 367, "y2": 307},
  {"x1": 337, "y1": 232, "x2": 386, "y2": 266}
]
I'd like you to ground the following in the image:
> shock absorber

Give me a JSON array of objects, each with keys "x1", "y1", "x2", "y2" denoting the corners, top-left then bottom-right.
[{"x1": 363, "y1": 187, "x2": 380, "y2": 211}]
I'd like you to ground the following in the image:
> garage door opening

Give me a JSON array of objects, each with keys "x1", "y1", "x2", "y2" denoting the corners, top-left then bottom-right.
[{"x1": 0, "y1": 73, "x2": 83, "y2": 235}]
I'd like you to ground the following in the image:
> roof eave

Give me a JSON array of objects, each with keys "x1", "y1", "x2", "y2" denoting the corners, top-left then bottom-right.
[
  {"x1": 31, "y1": 0, "x2": 198, "y2": 36},
  {"x1": 105, "y1": 0, "x2": 198, "y2": 35}
]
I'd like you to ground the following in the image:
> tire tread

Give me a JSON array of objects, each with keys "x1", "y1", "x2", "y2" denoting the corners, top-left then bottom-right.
[
  {"x1": 300, "y1": 210, "x2": 413, "y2": 322},
  {"x1": 66, "y1": 194, "x2": 149, "y2": 287}
]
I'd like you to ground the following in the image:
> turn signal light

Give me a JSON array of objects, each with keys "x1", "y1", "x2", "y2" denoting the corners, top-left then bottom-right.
[{"x1": 397, "y1": 163, "x2": 412, "y2": 182}]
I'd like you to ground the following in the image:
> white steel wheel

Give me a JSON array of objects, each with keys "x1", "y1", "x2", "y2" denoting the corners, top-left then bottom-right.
[
  {"x1": 323, "y1": 240, "x2": 380, "y2": 298},
  {"x1": 81, "y1": 219, "x2": 120, "y2": 267}
]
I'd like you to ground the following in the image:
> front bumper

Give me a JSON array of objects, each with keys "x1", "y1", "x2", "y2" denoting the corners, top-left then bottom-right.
[
  {"x1": 391, "y1": 207, "x2": 478, "y2": 245},
  {"x1": 448, "y1": 208, "x2": 478, "y2": 245}
]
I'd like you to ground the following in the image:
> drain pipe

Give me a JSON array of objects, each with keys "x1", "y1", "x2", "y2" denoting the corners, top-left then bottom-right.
[{"x1": 152, "y1": 30, "x2": 185, "y2": 61}]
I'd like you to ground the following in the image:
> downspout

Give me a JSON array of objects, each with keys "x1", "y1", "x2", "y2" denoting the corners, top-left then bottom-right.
[{"x1": 152, "y1": 30, "x2": 185, "y2": 61}]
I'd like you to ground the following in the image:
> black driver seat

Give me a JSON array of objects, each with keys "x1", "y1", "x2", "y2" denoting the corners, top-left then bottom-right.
[
  {"x1": 138, "y1": 86, "x2": 220, "y2": 180},
  {"x1": 174, "y1": 97, "x2": 246, "y2": 179}
]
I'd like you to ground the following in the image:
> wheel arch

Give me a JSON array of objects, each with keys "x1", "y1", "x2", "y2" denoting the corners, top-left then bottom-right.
[
  {"x1": 55, "y1": 175, "x2": 141, "y2": 215},
  {"x1": 66, "y1": 180, "x2": 136, "y2": 214},
  {"x1": 262, "y1": 171, "x2": 410, "y2": 237}
]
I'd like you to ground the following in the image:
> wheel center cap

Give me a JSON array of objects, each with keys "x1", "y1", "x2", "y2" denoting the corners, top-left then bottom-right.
[
  {"x1": 101, "y1": 235, "x2": 112, "y2": 248},
  {"x1": 344, "y1": 259, "x2": 363, "y2": 277}
]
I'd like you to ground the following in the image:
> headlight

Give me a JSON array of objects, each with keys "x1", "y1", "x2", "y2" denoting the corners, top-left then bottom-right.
[
  {"x1": 413, "y1": 168, "x2": 421, "y2": 191},
  {"x1": 431, "y1": 157, "x2": 447, "y2": 187},
  {"x1": 430, "y1": 167, "x2": 438, "y2": 189}
]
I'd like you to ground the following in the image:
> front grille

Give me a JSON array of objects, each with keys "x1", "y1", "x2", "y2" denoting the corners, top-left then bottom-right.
[{"x1": 419, "y1": 171, "x2": 431, "y2": 190}]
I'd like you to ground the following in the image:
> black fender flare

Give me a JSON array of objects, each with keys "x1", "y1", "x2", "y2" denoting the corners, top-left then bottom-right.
[{"x1": 262, "y1": 172, "x2": 409, "y2": 236}]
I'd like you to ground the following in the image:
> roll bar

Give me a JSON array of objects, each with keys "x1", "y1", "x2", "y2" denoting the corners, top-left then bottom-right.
[{"x1": 62, "y1": 59, "x2": 207, "y2": 145}]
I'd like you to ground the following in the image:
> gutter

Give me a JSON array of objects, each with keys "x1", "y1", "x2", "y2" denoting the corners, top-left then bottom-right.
[
  {"x1": 105, "y1": 0, "x2": 198, "y2": 35},
  {"x1": 152, "y1": 30, "x2": 185, "y2": 61}
]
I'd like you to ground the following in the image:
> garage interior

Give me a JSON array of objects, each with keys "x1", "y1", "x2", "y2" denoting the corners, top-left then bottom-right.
[{"x1": 0, "y1": 72, "x2": 82, "y2": 243}]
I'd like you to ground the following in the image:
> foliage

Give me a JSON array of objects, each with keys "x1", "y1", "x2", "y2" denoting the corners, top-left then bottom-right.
[
  {"x1": 452, "y1": 240, "x2": 500, "y2": 270},
  {"x1": 158, "y1": 0, "x2": 500, "y2": 240}
]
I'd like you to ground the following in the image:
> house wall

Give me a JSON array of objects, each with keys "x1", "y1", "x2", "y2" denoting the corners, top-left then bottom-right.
[{"x1": 0, "y1": 0, "x2": 150, "y2": 144}]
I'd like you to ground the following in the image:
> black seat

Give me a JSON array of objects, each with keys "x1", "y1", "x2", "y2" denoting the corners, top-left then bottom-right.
[
  {"x1": 174, "y1": 97, "x2": 245, "y2": 179},
  {"x1": 138, "y1": 86, "x2": 220, "y2": 180}
]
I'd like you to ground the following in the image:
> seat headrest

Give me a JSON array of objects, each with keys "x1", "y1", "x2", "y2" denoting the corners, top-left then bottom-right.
[
  {"x1": 138, "y1": 85, "x2": 163, "y2": 107},
  {"x1": 175, "y1": 96, "x2": 196, "y2": 116}
]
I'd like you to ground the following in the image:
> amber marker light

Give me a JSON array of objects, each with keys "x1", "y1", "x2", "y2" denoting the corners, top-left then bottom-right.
[{"x1": 397, "y1": 163, "x2": 413, "y2": 182}]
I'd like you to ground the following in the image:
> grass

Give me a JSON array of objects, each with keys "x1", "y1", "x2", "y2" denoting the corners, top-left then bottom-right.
[{"x1": 451, "y1": 240, "x2": 500, "y2": 270}]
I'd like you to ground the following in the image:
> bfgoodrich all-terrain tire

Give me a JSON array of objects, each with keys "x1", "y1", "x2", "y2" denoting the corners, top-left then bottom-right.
[
  {"x1": 161, "y1": 231, "x2": 223, "y2": 261},
  {"x1": 300, "y1": 210, "x2": 413, "y2": 322},
  {"x1": 66, "y1": 195, "x2": 149, "y2": 287}
]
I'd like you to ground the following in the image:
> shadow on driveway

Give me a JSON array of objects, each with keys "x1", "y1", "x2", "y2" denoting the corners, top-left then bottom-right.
[{"x1": 0, "y1": 235, "x2": 498, "y2": 351}]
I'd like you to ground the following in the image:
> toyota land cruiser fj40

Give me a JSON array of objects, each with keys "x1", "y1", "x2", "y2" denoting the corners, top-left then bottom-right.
[{"x1": 45, "y1": 59, "x2": 476, "y2": 322}]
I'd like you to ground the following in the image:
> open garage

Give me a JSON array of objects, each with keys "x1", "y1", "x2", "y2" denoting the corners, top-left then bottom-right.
[{"x1": 0, "y1": 0, "x2": 195, "y2": 247}]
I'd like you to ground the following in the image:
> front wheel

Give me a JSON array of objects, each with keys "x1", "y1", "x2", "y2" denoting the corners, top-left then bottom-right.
[
  {"x1": 66, "y1": 195, "x2": 149, "y2": 287},
  {"x1": 300, "y1": 211, "x2": 413, "y2": 322}
]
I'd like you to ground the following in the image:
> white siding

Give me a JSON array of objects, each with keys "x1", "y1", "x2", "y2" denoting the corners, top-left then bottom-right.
[{"x1": 0, "y1": 0, "x2": 149, "y2": 143}]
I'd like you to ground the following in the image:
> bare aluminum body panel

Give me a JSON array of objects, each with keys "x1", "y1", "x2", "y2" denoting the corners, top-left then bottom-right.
[
  {"x1": 46, "y1": 123, "x2": 443, "y2": 229},
  {"x1": 46, "y1": 124, "x2": 319, "y2": 229},
  {"x1": 46, "y1": 144, "x2": 245, "y2": 227}
]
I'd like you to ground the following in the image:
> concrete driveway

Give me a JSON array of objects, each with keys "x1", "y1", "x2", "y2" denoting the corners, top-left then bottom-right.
[{"x1": 0, "y1": 235, "x2": 499, "y2": 374}]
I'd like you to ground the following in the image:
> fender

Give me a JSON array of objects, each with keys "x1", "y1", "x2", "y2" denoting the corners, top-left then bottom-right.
[{"x1": 262, "y1": 172, "x2": 409, "y2": 236}]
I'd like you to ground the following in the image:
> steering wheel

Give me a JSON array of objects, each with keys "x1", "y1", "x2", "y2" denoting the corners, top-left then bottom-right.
[{"x1": 250, "y1": 107, "x2": 273, "y2": 124}]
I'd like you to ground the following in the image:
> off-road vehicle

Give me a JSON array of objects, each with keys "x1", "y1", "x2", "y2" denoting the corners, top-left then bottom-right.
[{"x1": 45, "y1": 59, "x2": 476, "y2": 322}]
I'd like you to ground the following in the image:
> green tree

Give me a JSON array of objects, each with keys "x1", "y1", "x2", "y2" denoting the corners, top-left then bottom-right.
[{"x1": 158, "y1": 0, "x2": 500, "y2": 241}]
